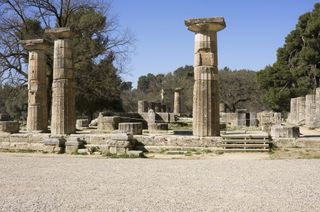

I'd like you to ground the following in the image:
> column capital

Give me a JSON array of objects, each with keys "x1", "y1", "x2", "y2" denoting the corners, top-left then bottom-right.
[
  {"x1": 185, "y1": 17, "x2": 226, "y2": 33},
  {"x1": 20, "y1": 39, "x2": 51, "y2": 52},
  {"x1": 45, "y1": 27, "x2": 73, "y2": 39}
]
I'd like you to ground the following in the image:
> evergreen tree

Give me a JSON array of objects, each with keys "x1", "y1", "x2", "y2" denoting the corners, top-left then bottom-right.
[{"x1": 258, "y1": 3, "x2": 320, "y2": 112}]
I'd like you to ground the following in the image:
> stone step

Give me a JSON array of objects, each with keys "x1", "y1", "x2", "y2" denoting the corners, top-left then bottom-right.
[
  {"x1": 221, "y1": 144, "x2": 269, "y2": 148},
  {"x1": 223, "y1": 148, "x2": 270, "y2": 152},
  {"x1": 222, "y1": 139, "x2": 270, "y2": 143},
  {"x1": 221, "y1": 134, "x2": 269, "y2": 139}
]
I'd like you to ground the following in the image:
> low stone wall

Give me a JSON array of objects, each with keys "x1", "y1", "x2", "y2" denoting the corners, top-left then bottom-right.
[
  {"x1": 272, "y1": 137, "x2": 320, "y2": 150},
  {"x1": 0, "y1": 133, "x2": 50, "y2": 151},
  {"x1": 134, "y1": 135, "x2": 222, "y2": 152}
]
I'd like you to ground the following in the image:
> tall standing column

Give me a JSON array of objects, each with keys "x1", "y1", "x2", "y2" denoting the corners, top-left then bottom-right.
[
  {"x1": 174, "y1": 88, "x2": 183, "y2": 115},
  {"x1": 45, "y1": 28, "x2": 75, "y2": 135},
  {"x1": 23, "y1": 39, "x2": 50, "y2": 132},
  {"x1": 185, "y1": 17, "x2": 226, "y2": 137}
]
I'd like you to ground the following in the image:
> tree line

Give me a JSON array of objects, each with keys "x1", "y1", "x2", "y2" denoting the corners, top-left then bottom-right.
[{"x1": 0, "y1": 1, "x2": 319, "y2": 120}]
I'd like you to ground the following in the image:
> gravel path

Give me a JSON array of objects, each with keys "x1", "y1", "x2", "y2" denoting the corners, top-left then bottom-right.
[{"x1": 0, "y1": 153, "x2": 320, "y2": 212}]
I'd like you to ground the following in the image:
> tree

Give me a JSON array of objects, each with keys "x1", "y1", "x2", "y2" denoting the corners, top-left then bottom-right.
[
  {"x1": 0, "y1": 1, "x2": 133, "y2": 119},
  {"x1": 258, "y1": 3, "x2": 320, "y2": 112},
  {"x1": 220, "y1": 67, "x2": 265, "y2": 112}
]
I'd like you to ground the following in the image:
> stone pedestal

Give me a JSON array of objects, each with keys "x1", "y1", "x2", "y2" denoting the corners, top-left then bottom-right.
[
  {"x1": 119, "y1": 122, "x2": 143, "y2": 135},
  {"x1": 45, "y1": 28, "x2": 75, "y2": 135},
  {"x1": 174, "y1": 88, "x2": 183, "y2": 115},
  {"x1": 22, "y1": 39, "x2": 50, "y2": 132},
  {"x1": 185, "y1": 17, "x2": 226, "y2": 137},
  {"x1": 97, "y1": 115, "x2": 121, "y2": 132}
]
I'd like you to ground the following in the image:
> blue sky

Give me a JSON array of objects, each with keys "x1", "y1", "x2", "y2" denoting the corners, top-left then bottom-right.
[{"x1": 112, "y1": 0, "x2": 320, "y2": 87}]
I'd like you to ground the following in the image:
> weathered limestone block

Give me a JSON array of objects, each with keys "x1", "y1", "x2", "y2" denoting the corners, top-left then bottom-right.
[
  {"x1": 21, "y1": 39, "x2": 50, "y2": 132},
  {"x1": 138, "y1": 100, "x2": 148, "y2": 113},
  {"x1": 110, "y1": 133, "x2": 133, "y2": 141},
  {"x1": 148, "y1": 109, "x2": 156, "y2": 124},
  {"x1": 288, "y1": 98, "x2": 298, "y2": 124},
  {"x1": 76, "y1": 119, "x2": 89, "y2": 129},
  {"x1": 250, "y1": 112, "x2": 257, "y2": 127},
  {"x1": 236, "y1": 109, "x2": 247, "y2": 127},
  {"x1": 220, "y1": 112, "x2": 237, "y2": 127},
  {"x1": 119, "y1": 122, "x2": 143, "y2": 135},
  {"x1": 65, "y1": 137, "x2": 86, "y2": 154},
  {"x1": 174, "y1": 88, "x2": 183, "y2": 115},
  {"x1": 103, "y1": 133, "x2": 134, "y2": 155},
  {"x1": 185, "y1": 17, "x2": 226, "y2": 137},
  {"x1": 43, "y1": 137, "x2": 65, "y2": 153},
  {"x1": 305, "y1": 94, "x2": 316, "y2": 127},
  {"x1": 45, "y1": 27, "x2": 75, "y2": 136},
  {"x1": 297, "y1": 96, "x2": 305, "y2": 125},
  {"x1": 0, "y1": 121, "x2": 19, "y2": 133},
  {"x1": 271, "y1": 125, "x2": 300, "y2": 138},
  {"x1": 97, "y1": 115, "x2": 121, "y2": 132}
]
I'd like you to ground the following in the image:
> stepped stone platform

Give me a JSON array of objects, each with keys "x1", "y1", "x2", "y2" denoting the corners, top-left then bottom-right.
[{"x1": 1, "y1": 127, "x2": 320, "y2": 154}]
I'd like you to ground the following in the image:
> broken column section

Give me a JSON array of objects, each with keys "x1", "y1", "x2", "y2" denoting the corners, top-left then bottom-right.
[
  {"x1": 174, "y1": 88, "x2": 183, "y2": 115},
  {"x1": 185, "y1": 17, "x2": 226, "y2": 136},
  {"x1": 23, "y1": 39, "x2": 50, "y2": 132},
  {"x1": 45, "y1": 28, "x2": 75, "y2": 135}
]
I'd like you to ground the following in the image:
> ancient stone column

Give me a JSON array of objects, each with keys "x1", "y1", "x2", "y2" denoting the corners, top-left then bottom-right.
[
  {"x1": 185, "y1": 17, "x2": 226, "y2": 137},
  {"x1": 23, "y1": 39, "x2": 50, "y2": 132},
  {"x1": 174, "y1": 88, "x2": 183, "y2": 115},
  {"x1": 45, "y1": 28, "x2": 75, "y2": 135},
  {"x1": 305, "y1": 94, "x2": 316, "y2": 127},
  {"x1": 288, "y1": 98, "x2": 298, "y2": 124},
  {"x1": 297, "y1": 96, "x2": 306, "y2": 125}
]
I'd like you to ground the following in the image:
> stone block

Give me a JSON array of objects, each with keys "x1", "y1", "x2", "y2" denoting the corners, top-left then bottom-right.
[
  {"x1": 76, "y1": 119, "x2": 89, "y2": 129},
  {"x1": 106, "y1": 139, "x2": 131, "y2": 148},
  {"x1": 0, "y1": 121, "x2": 19, "y2": 133},
  {"x1": 98, "y1": 116, "x2": 121, "y2": 132},
  {"x1": 271, "y1": 125, "x2": 300, "y2": 138},
  {"x1": 138, "y1": 100, "x2": 148, "y2": 113},
  {"x1": 119, "y1": 122, "x2": 143, "y2": 135},
  {"x1": 77, "y1": 148, "x2": 89, "y2": 155},
  {"x1": 110, "y1": 133, "x2": 133, "y2": 141},
  {"x1": 127, "y1": 150, "x2": 143, "y2": 157},
  {"x1": 65, "y1": 137, "x2": 86, "y2": 154}
]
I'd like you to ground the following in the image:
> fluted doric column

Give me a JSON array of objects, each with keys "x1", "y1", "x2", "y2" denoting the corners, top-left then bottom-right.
[
  {"x1": 174, "y1": 88, "x2": 183, "y2": 115},
  {"x1": 23, "y1": 39, "x2": 50, "y2": 132},
  {"x1": 185, "y1": 17, "x2": 226, "y2": 137},
  {"x1": 45, "y1": 27, "x2": 75, "y2": 135}
]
